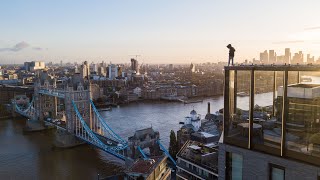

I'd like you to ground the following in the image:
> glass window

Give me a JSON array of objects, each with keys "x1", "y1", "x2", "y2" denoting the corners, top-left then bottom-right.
[
  {"x1": 269, "y1": 164, "x2": 285, "y2": 180},
  {"x1": 224, "y1": 70, "x2": 250, "y2": 149},
  {"x1": 252, "y1": 71, "x2": 282, "y2": 155},
  {"x1": 226, "y1": 152, "x2": 243, "y2": 180}
]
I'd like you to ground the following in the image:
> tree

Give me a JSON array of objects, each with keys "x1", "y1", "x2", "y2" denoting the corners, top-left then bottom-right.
[
  {"x1": 169, "y1": 130, "x2": 178, "y2": 159},
  {"x1": 137, "y1": 175, "x2": 145, "y2": 180}
]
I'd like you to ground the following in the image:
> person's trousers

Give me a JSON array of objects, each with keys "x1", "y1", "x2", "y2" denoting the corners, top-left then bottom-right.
[{"x1": 228, "y1": 56, "x2": 234, "y2": 65}]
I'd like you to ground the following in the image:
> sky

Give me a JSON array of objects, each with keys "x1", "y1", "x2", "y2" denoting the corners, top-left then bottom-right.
[{"x1": 1, "y1": 0, "x2": 320, "y2": 64}]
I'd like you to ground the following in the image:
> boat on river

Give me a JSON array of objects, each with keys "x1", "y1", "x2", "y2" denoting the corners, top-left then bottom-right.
[{"x1": 237, "y1": 92, "x2": 249, "y2": 97}]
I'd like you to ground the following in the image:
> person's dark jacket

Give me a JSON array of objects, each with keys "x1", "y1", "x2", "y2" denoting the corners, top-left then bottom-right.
[{"x1": 229, "y1": 47, "x2": 235, "y2": 57}]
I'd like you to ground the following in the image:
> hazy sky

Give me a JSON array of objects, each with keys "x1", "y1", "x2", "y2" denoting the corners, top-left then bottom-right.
[{"x1": 1, "y1": 0, "x2": 320, "y2": 64}]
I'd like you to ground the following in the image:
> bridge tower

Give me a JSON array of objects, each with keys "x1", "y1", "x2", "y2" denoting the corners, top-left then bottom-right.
[
  {"x1": 35, "y1": 80, "x2": 59, "y2": 121},
  {"x1": 64, "y1": 82, "x2": 92, "y2": 133}
]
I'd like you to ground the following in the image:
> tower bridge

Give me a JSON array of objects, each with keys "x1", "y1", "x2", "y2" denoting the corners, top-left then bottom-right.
[{"x1": 11, "y1": 71, "x2": 175, "y2": 165}]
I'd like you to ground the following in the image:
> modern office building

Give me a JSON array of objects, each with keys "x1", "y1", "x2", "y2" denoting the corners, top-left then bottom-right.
[
  {"x1": 176, "y1": 140, "x2": 219, "y2": 180},
  {"x1": 219, "y1": 65, "x2": 320, "y2": 180},
  {"x1": 269, "y1": 50, "x2": 276, "y2": 64},
  {"x1": 24, "y1": 61, "x2": 45, "y2": 71},
  {"x1": 307, "y1": 54, "x2": 315, "y2": 64},
  {"x1": 284, "y1": 48, "x2": 291, "y2": 64},
  {"x1": 260, "y1": 50, "x2": 268, "y2": 64},
  {"x1": 108, "y1": 64, "x2": 122, "y2": 80},
  {"x1": 80, "y1": 61, "x2": 90, "y2": 80},
  {"x1": 108, "y1": 64, "x2": 118, "y2": 79},
  {"x1": 276, "y1": 84, "x2": 320, "y2": 131},
  {"x1": 291, "y1": 51, "x2": 304, "y2": 64},
  {"x1": 131, "y1": 58, "x2": 139, "y2": 74}
]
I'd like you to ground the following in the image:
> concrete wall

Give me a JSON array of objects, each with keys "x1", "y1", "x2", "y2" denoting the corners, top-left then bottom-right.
[{"x1": 218, "y1": 143, "x2": 320, "y2": 180}]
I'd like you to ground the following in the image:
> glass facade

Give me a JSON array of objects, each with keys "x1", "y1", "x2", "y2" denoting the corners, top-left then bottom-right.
[
  {"x1": 226, "y1": 152, "x2": 243, "y2": 180},
  {"x1": 269, "y1": 164, "x2": 285, "y2": 180},
  {"x1": 224, "y1": 66, "x2": 320, "y2": 166},
  {"x1": 224, "y1": 70, "x2": 250, "y2": 149}
]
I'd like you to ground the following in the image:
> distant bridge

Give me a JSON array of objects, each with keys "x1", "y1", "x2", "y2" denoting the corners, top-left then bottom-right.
[{"x1": 12, "y1": 82, "x2": 175, "y2": 164}]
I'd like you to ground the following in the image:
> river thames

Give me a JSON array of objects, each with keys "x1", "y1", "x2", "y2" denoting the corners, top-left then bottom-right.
[{"x1": 0, "y1": 93, "x2": 273, "y2": 179}]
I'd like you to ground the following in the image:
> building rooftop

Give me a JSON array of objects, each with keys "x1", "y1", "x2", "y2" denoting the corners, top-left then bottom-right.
[
  {"x1": 199, "y1": 132, "x2": 217, "y2": 138},
  {"x1": 288, "y1": 84, "x2": 320, "y2": 88},
  {"x1": 225, "y1": 64, "x2": 320, "y2": 71},
  {"x1": 278, "y1": 83, "x2": 320, "y2": 98},
  {"x1": 127, "y1": 156, "x2": 165, "y2": 175},
  {"x1": 128, "y1": 127, "x2": 158, "y2": 141},
  {"x1": 177, "y1": 140, "x2": 218, "y2": 173}
]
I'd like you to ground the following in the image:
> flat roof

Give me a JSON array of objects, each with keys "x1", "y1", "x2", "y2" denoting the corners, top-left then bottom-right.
[
  {"x1": 204, "y1": 142, "x2": 219, "y2": 148},
  {"x1": 188, "y1": 145, "x2": 201, "y2": 150},
  {"x1": 289, "y1": 84, "x2": 320, "y2": 88},
  {"x1": 225, "y1": 64, "x2": 320, "y2": 71},
  {"x1": 200, "y1": 132, "x2": 217, "y2": 138},
  {"x1": 128, "y1": 156, "x2": 164, "y2": 175}
]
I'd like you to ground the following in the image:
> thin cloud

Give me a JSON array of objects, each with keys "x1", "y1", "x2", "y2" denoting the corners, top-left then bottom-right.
[
  {"x1": 272, "y1": 40, "x2": 304, "y2": 44},
  {"x1": 33, "y1": 47, "x2": 43, "y2": 51},
  {"x1": 0, "y1": 48, "x2": 10, "y2": 52},
  {"x1": 304, "y1": 26, "x2": 320, "y2": 31},
  {"x1": 0, "y1": 41, "x2": 46, "y2": 52},
  {"x1": 0, "y1": 41, "x2": 30, "y2": 52}
]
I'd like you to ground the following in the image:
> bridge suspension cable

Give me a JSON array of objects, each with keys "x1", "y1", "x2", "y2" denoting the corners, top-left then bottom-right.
[
  {"x1": 137, "y1": 146, "x2": 149, "y2": 160},
  {"x1": 90, "y1": 99, "x2": 127, "y2": 145},
  {"x1": 72, "y1": 100, "x2": 127, "y2": 160},
  {"x1": 157, "y1": 140, "x2": 176, "y2": 166}
]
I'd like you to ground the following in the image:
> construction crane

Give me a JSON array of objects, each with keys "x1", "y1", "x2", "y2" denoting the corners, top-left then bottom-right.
[{"x1": 128, "y1": 55, "x2": 141, "y2": 60}]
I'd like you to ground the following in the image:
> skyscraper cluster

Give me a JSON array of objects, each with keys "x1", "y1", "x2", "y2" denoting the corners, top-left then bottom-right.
[{"x1": 258, "y1": 48, "x2": 319, "y2": 65}]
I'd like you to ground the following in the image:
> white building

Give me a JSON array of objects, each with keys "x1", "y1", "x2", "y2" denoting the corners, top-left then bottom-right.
[
  {"x1": 184, "y1": 109, "x2": 201, "y2": 131},
  {"x1": 108, "y1": 64, "x2": 118, "y2": 79},
  {"x1": 80, "y1": 61, "x2": 90, "y2": 79},
  {"x1": 278, "y1": 83, "x2": 320, "y2": 99},
  {"x1": 24, "y1": 61, "x2": 45, "y2": 71},
  {"x1": 90, "y1": 63, "x2": 98, "y2": 73}
]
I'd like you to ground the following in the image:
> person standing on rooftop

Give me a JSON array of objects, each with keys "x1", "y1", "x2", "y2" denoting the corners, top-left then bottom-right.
[{"x1": 227, "y1": 44, "x2": 236, "y2": 66}]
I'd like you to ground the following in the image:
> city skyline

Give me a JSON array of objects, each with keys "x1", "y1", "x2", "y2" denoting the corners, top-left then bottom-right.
[{"x1": 1, "y1": 0, "x2": 320, "y2": 64}]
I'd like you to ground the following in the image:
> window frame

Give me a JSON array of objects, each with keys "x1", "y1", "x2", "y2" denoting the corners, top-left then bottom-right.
[{"x1": 269, "y1": 163, "x2": 285, "y2": 180}]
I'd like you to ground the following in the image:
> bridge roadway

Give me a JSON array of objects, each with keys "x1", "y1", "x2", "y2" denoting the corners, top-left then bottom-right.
[
  {"x1": 38, "y1": 89, "x2": 65, "y2": 98},
  {"x1": 94, "y1": 133, "x2": 121, "y2": 148},
  {"x1": 43, "y1": 119, "x2": 67, "y2": 131},
  {"x1": 43, "y1": 119, "x2": 121, "y2": 147}
]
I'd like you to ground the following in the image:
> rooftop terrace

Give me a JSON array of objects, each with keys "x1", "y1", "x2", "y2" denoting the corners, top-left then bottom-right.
[{"x1": 225, "y1": 64, "x2": 320, "y2": 71}]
